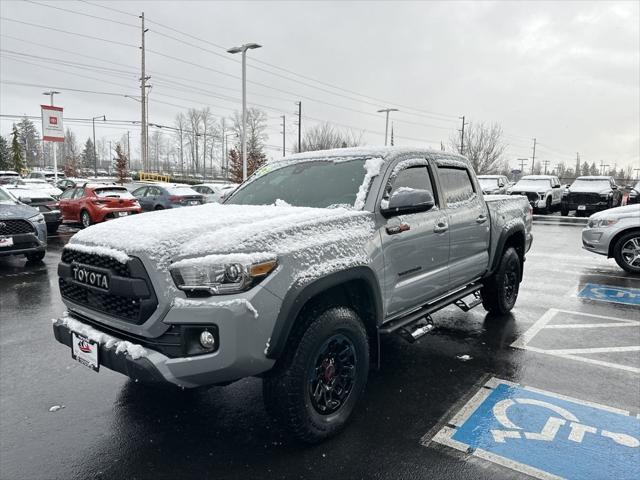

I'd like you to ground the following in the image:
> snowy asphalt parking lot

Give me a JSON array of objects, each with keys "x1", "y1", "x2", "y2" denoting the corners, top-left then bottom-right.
[{"x1": 1, "y1": 223, "x2": 638, "y2": 480}]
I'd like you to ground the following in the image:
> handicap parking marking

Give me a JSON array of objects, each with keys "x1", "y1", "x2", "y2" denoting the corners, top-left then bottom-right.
[
  {"x1": 511, "y1": 309, "x2": 640, "y2": 374},
  {"x1": 578, "y1": 283, "x2": 640, "y2": 306},
  {"x1": 428, "y1": 377, "x2": 640, "y2": 480}
]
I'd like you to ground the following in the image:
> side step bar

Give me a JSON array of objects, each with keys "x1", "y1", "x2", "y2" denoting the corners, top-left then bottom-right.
[{"x1": 379, "y1": 283, "x2": 483, "y2": 335}]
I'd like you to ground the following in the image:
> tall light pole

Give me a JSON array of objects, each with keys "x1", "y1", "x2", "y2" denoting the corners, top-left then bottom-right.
[
  {"x1": 42, "y1": 91, "x2": 60, "y2": 174},
  {"x1": 227, "y1": 42, "x2": 262, "y2": 181},
  {"x1": 377, "y1": 108, "x2": 398, "y2": 146},
  {"x1": 92, "y1": 115, "x2": 106, "y2": 177}
]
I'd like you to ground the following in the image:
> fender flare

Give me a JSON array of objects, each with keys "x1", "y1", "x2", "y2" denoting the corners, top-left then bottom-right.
[
  {"x1": 487, "y1": 224, "x2": 526, "y2": 278},
  {"x1": 265, "y1": 266, "x2": 383, "y2": 359}
]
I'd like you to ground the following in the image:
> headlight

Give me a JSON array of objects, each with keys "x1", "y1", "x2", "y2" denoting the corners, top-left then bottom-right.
[
  {"x1": 29, "y1": 213, "x2": 45, "y2": 224},
  {"x1": 588, "y1": 218, "x2": 619, "y2": 228},
  {"x1": 170, "y1": 258, "x2": 277, "y2": 295}
]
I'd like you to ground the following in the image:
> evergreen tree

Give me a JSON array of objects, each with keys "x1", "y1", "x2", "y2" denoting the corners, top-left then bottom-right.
[
  {"x1": 16, "y1": 117, "x2": 41, "y2": 167},
  {"x1": 113, "y1": 143, "x2": 129, "y2": 184},
  {"x1": 581, "y1": 161, "x2": 590, "y2": 176},
  {"x1": 10, "y1": 125, "x2": 24, "y2": 173},
  {"x1": 589, "y1": 162, "x2": 599, "y2": 176},
  {"x1": 0, "y1": 135, "x2": 10, "y2": 170},
  {"x1": 81, "y1": 138, "x2": 96, "y2": 170}
]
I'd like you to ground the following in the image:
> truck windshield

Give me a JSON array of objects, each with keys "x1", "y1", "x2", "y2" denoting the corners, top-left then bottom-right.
[
  {"x1": 226, "y1": 158, "x2": 368, "y2": 208},
  {"x1": 571, "y1": 179, "x2": 610, "y2": 190},
  {"x1": 514, "y1": 179, "x2": 551, "y2": 190}
]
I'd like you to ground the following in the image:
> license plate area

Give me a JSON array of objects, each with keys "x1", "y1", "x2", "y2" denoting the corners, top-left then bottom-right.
[
  {"x1": 189, "y1": 201, "x2": 199, "y2": 205},
  {"x1": 0, "y1": 236, "x2": 14, "y2": 248},
  {"x1": 71, "y1": 332, "x2": 99, "y2": 371},
  {"x1": 117, "y1": 211, "x2": 129, "y2": 217},
  {"x1": 578, "y1": 205, "x2": 586, "y2": 210}
]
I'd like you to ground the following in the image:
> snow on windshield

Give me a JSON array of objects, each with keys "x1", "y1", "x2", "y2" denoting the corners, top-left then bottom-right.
[
  {"x1": 479, "y1": 178, "x2": 499, "y2": 188},
  {"x1": 571, "y1": 179, "x2": 610, "y2": 190}
]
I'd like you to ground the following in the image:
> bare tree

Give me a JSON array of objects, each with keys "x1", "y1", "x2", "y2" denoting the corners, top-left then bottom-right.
[
  {"x1": 450, "y1": 121, "x2": 506, "y2": 174},
  {"x1": 297, "y1": 122, "x2": 363, "y2": 152}
]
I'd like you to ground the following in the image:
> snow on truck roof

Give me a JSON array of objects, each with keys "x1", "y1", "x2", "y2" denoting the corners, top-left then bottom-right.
[
  {"x1": 520, "y1": 175, "x2": 557, "y2": 180},
  {"x1": 279, "y1": 146, "x2": 469, "y2": 167}
]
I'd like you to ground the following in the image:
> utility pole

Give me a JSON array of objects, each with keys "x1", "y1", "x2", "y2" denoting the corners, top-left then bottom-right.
[
  {"x1": 280, "y1": 115, "x2": 286, "y2": 157},
  {"x1": 296, "y1": 101, "x2": 302, "y2": 152},
  {"x1": 126, "y1": 131, "x2": 130, "y2": 169},
  {"x1": 390, "y1": 122, "x2": 394, "y2": 146},
  {"x1": 92, "y1": 115, "x2": 105, "y2": 178},
  {"x1": 109, "y1": 140, "x2": 112, "y2": 174},
  {"x1": 517, "y1": 158, "x2": 528, "y2": 173},
  {"x1": 459, "y1": 115, "x2": 468, "y2": 155},
  {"x1": 220, "y1": 118, "x2": 225, "y2": 178},
  {"x1": 634, "y1": 168, "x2": 640, "y2": 180},
  {"x1": 140, "y1": 12, "x2": 149, "y2": 172},
  {"x1": 575, "y1": 152, "x2": 580, "y2": 178},
  {"x1": 377, "y1": 108, "x2": 398, "y2": 146},
  {"x1": 542, "y1": 160, "x2": 550, "y2": 175},
  {"x1": 531, "y1": 138, "x2": 537, "y2": 174}
]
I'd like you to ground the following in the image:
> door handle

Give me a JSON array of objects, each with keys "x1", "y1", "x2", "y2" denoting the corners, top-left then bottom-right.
[
  {"x1": 476, "y1": 214, "x2": 488, "y2": 224},
  {"x1": 433, "y1": 222, "x2": 448, "y2": 233}
]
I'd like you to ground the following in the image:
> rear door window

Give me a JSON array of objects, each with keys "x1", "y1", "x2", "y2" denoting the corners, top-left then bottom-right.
[
  {"x1": 437, "y1": 167, "x2": 476, "y2": 207},
  {"x1": 389, "y1": 166, "x2": 435, "y2": 200}
]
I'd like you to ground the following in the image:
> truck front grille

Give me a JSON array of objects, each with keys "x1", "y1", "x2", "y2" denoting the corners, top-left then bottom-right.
[
  {"x1": 0, "y1": 219, "x2": 35, "y2": 235},
  {"x1": 567, "y1": 193, "x2": 602, "y2": 204},
  {"x1": 59, "y1": 248, "x2": 157, "y2": 325}
]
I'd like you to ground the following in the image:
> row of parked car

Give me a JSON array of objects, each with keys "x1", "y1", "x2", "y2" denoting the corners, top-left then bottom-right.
[
  {"x1": 478, "y1": 174, "x2": 639, "y2": 215},
  {"x1": 0, "y1": 172, "x2": 238, "y2": 262}
]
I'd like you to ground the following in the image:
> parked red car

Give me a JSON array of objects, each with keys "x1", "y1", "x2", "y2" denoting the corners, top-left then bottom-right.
[{"x1": 58, "y1": 184, "x2": 141, "y2": 228}]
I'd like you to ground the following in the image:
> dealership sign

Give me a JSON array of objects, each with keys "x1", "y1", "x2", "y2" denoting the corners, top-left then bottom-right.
[{"x1": 41, "y1": 105, "x2": 64, "y2": 142}]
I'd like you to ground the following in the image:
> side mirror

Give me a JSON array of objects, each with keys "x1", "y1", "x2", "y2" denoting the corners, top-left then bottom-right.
[
  {"x1": 381, "y1": 188, "x2": 435, "y2": 218},
  {"x1": 498, "y1": 181, "x2": 505, "y2": 187},
  {"x1": 19, "y1": 197, "x2": 32, "y2": 204},
  {"x1": 552, "y1": 184, "x2": 560, "y2": 188},
  {"x1": 611, "y1": 185, "x2": 618, "y2": 190}
]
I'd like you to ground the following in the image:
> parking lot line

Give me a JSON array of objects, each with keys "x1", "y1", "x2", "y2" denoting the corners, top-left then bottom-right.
[{"x1": 511, "y1": 308, "x2": 640, "y2": 374}]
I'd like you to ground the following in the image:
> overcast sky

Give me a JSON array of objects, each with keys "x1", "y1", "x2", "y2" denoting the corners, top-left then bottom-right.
[{"x1": 1, "y1": 0, "x2": 638, "y2": 172}]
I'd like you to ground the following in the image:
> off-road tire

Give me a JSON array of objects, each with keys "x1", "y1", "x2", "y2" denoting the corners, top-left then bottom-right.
[
  {"x1": 80, "y1": 210, "x2": 92, "y2": 228},
  {"x1": 561, "y1": 204, "x2": 569, "y2": 216},
  {"x1": 263, "y1": 306, "x2": 369, "y2": 443},
  {"x1": 47, "y1": 224, "x2": 59, "y2": 235},
  {"x1": 25, "y1": 251, "x2": 45, "y2": 263},
  {"x1": 613, "y1": 231, "x2": 640, "y2": 274},
  {"x1": 545, "y1": 197, "x2": 553, "y2": 214},
  {"x1": 481, "y1": 247, "x2": 521, "y2": 314},
  {"x1": 154, "y1": 205, "x2": 164, "y2": 210}
]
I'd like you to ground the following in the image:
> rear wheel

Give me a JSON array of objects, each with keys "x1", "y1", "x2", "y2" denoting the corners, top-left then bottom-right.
[
  {"x1": 80, "y1": 210, "x2": 92, "y2": 228},
  {"x1": 613, "y1": 231, "x2": 640, "y2": 274},
  {"x1": 545, "y1": 197, "x2": 553, "y2": 214},
  {"x1": 481, "y1": 247, "x2": 521, "y2": 314},
  {"x1": 154, "y1": 205, "x2": 164, "y2": 210},
  {"x1": 263, "y1": 306, "x2": 369, "y2": 443},
  {"x1": 561, "y1": 203, "x2": 569, "y2": 216},
  {"x1": 46, "y1": 224, "x2": 59, "y2": 235}
]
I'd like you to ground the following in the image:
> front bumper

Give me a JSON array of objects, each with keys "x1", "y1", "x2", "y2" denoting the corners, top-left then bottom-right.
[
  {"x1": 54, "y1": 288, "x2": 280, "y2": 388},
  {"x1": 0, "y1": 222, "x2": 47, "y2": 257},
  {"x1": 564, "y1": 201, "x2": 609, "y2": 212},
  {"x1": 581, "y1": 227, "x2": 610, "y2": 256}
]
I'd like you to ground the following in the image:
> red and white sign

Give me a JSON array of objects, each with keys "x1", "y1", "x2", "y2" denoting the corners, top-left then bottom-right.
[{"x1": 41, "y1": 105, "x2": 64, "y2": 142}]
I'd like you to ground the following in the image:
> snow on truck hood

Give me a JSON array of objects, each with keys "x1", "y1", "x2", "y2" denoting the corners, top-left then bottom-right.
[{"x1": 68, "y1": 203, "x2": 375, "y2": 268}]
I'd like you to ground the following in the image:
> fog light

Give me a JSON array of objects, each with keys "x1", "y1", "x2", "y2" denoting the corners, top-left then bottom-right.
[{"x1": 199, "y1": 330, "x2": 216, "y2": 349}]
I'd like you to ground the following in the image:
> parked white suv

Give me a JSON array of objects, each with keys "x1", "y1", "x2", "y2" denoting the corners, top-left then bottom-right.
[{"x1": 508, "y1": 175, "x2": 563, "y2": 213}]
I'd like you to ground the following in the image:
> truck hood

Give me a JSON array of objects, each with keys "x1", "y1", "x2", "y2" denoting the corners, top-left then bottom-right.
[
  {"x1": 568, "y1": 186, "x2": 611, "y2": 194},
  {"x1": 589, "y1": 203, "x2": 640, "y2": 220},
  {"x1": 68, "y1": 203, "x2": 375, "y2": 268},
  {"x1": 0, "y1": 202, "x2": 40, "y2": 219}
]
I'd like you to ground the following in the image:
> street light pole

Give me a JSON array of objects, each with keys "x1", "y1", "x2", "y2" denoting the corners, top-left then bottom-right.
[
  {"x1": 92, "y1": 115, "x2": 106, "y2": 177},
  {"x1": 227, "y1": 42, "x2": 262, "y2": 181},
  {"x1": 377, "y1": 108, "x2": 398, "y2": 146}
]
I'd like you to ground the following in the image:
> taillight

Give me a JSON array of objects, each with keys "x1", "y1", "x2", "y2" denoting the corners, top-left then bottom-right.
[
  {"x1": 92, "y1": 199, "x2": 109, "y2": 206},
  {"x1": 169, "y1": 195, "x2": 184, "y2": 203},
  {"x1": 47, "y1": 201, "x2": 59, "y2": 208}
]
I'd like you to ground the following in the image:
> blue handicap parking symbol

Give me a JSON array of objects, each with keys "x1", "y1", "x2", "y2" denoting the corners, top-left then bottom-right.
[
  {"x1": 578, "y1": 283, "x2": 640, "y2": 306},
  {"x1": 450, "y1": 382, "x2": 640, "y2": 479}
]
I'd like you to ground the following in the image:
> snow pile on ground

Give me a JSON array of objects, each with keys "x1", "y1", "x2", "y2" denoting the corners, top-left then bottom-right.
[{"x1": 54, "y1": 314, "x2": 148, "y2": 359}]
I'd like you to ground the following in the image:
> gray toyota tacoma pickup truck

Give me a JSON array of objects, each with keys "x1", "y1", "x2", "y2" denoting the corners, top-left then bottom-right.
[{"x1": 53, "y1": 147, "x2": 532, "y2": 442}]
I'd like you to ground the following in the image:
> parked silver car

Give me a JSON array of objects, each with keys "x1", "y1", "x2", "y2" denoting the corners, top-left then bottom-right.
[
  {"x1": 478, "y1": 175, "x2": 509, "y2": 195},
  {"x1": 582, "y1": 204, "x2": 640, "y2": 273}
]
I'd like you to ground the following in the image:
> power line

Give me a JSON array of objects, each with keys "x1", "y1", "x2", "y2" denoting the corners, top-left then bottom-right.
[{"x1": 24, "y1": 0, "x2": 138, "y2": 28}]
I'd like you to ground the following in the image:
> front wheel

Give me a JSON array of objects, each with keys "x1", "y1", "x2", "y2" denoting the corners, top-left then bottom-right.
[
  {"x1": 25, "y1": 251, "x2": 45, "y2": 263},
  {"x1": 481, "y1": 247, "x2": 521, "y2": 315},
  {"x1": 613, "y1": 232, "x2": 640, "y2": 274},
  {"x1": 561, "y1": 204, "x2": 569, "y2": 216},
  {"x1": 263, "y1": 307, "x2": 369, "y2": 443}
]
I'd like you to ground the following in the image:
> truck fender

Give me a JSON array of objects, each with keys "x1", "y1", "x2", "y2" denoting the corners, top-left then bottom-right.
[
  {"x1": 487, "y1": 224, "x2": 526, "y2": 279},
  {"x1": 265, "y1": 266, "x2": 383, "y2": 360}
]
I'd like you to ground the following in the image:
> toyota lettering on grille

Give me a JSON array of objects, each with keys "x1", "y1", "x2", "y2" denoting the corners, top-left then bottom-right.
[{"x1": 71, "y1": 264, "x2": 110, "y2": 291}]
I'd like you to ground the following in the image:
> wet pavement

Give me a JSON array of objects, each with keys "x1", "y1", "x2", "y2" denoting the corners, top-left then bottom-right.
[{"x1": 1, "y1": 223, "x2": 638, "y2": 480}]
